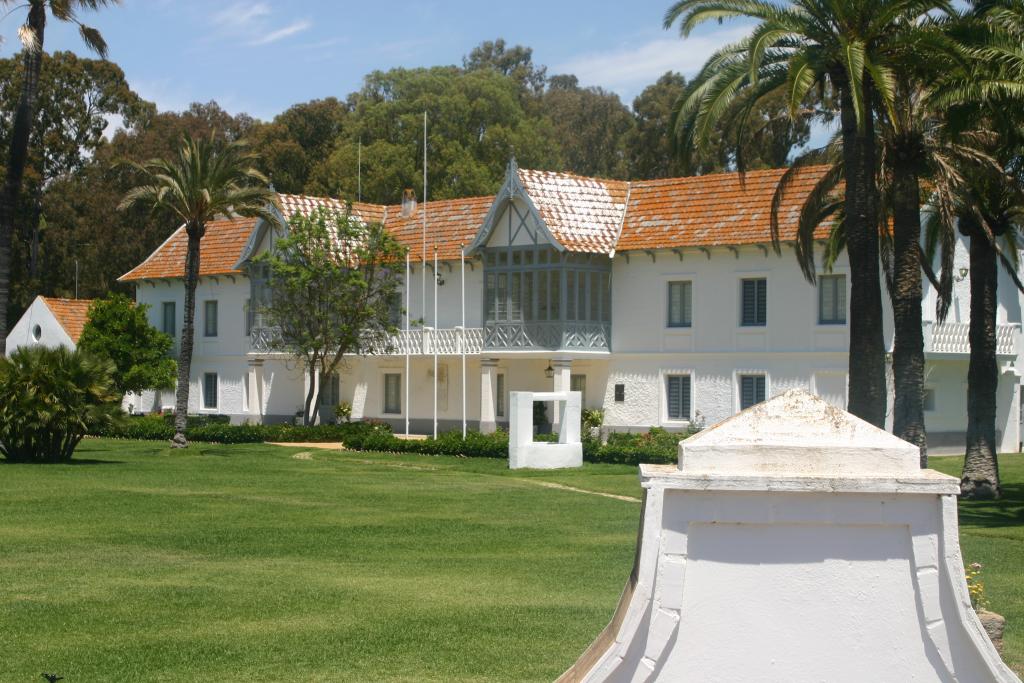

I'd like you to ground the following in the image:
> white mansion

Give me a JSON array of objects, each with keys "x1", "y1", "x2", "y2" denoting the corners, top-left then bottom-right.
[{"x1": 120, "y1": 161, "x2": 1024, "y2": 452}]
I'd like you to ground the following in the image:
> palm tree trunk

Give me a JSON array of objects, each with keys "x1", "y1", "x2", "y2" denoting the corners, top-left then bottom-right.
[
  {"x1": 173, "y1": 228, "x2": 202, "y2": 448},
  {"x1": 304, "y1": 361, "x2": 318, "y2": 426},
  {"x1": 962, "y1": 225, "x2": 1001, "y2": 498},
  {"x1": 838, "y1": 79, "x2": 887, "y2": 428},
  {"x1": 891, "y1": 164, "x2": 928, "y2": 466},
  {"x1": 0, "y1": 1, "x2": 46, "y2": 354}
]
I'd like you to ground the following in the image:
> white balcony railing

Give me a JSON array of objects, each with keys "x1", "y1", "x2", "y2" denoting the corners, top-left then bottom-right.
[
  {"x1": 924, "y1": 321, "x2": 1021, "y2": 356},
  {"x1": 250, "y1": 326, "x2": 484, "y2": 356},
  {"x1": 373, "y1": 327, "x2": 484, "y2": 355}
]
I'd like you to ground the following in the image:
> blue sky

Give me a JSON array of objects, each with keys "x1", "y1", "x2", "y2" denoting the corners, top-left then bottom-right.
[{"x1": 0, "y1": 0, "x2": 750, "y2": 122}]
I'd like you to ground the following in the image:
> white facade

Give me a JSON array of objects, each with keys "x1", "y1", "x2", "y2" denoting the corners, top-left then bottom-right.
[
  {"x1": 123, "y1": 164, "x2": 1024, "y2": 452},
  {"x1": 7, "y1": 296, "x2": 91, "y2": 355}
]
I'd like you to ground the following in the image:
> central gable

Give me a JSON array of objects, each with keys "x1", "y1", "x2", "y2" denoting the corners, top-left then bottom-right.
[{"x1": 467, "y1": 160, "x2": 626, "y2": 256}]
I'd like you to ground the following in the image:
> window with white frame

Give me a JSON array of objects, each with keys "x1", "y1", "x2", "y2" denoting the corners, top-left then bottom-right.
[
  {"x1": 202, "y1": 372, "x2": 218, "y2": 410},
  {"x1": 204, "y1": 300, "x2": 218, "y2": 337},
  {"x1": 319, "y1": 372, "x2": 340, "y2": 407},
  {"x1": 571, "y1": 374, "x2": 587, "y2": 404},
  {"x1": 161, "y1": 301, "x2": 176, "y2": 337},
  {"x1": 665, "y1": 374, "x2": 692, "y2": 420},
  {"x1": 383, "y1": 373, "x2": 401, "y2": 414},
  {"x1": 496, "y1": 373, "x2": 506, "y2": 418},
  {"x1": 741, "y1": 278, "x2": 767, "y2": 326},
  {"x1": 667, "y1": 281, "x2": 692, "y2": 328},
  {"x1": 818, "y1": 274, "x2": 847, "y2": 324},
  {"x1": 739, "y1": 374, "x2": 766, "y2": 410}
]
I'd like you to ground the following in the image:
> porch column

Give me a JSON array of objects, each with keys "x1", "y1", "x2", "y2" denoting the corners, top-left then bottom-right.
[
  {"x1": 247, "y1": 359, "x2": 264, "y2": 422},
  {"x1": 479, "y1": 358, "x2": 498, "y2": 434},
  {"x1": 550, "y1": 358, "x2": 572, "y2": 429}
]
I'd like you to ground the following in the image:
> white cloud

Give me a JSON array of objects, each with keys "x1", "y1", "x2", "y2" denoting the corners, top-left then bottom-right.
[
  {"x1": 553, "y1": 26, "x2": 752, "y2": 104},
  {"x1": 249, "y1": 19, "x2": 312, "y2": 46},
  {"x1": 206, "y1": 2, "x2": 310, "y2": 47}
]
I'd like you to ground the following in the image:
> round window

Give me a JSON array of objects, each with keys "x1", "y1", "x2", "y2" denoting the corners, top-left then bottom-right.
[{"x1": 32, "y1": 324, "x2": 42, "y2": 342}]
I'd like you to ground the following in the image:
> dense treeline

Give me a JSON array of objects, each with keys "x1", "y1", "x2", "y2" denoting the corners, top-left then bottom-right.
[{"x1": 0, "y1": 38, "x2": 808, "y2": 325}]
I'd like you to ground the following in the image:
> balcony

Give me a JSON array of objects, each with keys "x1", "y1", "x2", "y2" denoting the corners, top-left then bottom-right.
[
  {"x1": 249, "y1": 326, "x2": 484, "y2": 356},
  {"x1": 923, "y1": 321, "x2": 1021, "y2": 356},
  {"x1": 483, "y1": 321, "x2": 611, "y2": 352}
]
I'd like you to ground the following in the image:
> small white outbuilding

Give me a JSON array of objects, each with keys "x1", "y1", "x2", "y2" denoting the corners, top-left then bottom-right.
[{"x1": 6, "y1": 296, "x2": 93, "y2": 355}]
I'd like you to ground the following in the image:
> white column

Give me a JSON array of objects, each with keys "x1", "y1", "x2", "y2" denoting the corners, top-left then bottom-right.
[
  {"x1": 550, "y1": 358, "x2": 572, "y2": 428},
  {"x1": 247, "y1": 359, "x2": 264, "y2": 422},
  {"x1": 479, "y1": 358, "x2": 498, "y2": 434}
]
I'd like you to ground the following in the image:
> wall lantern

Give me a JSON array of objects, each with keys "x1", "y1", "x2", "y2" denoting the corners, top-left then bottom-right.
[
  {"x1": 544, "y1": 364, "x2": 554, "y2": 379},
  {"x1": 955, "y1": 266, "x2": 969, "y2": 283},
  {"x1": 400, "y1": 188, "x2": 417, "y2": 218}
]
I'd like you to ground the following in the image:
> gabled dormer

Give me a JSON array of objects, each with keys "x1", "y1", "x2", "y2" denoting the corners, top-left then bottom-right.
[{"x1": 467, "y1": 160, "x2": 624, "y2": 353}]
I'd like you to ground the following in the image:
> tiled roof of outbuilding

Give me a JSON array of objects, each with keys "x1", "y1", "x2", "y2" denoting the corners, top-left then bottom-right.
[
  {"x1": 517, "y1": 168, "x2": 628, "y2": 255},
  {"x1": 617, "y1": 166, "x2": 832, "y2": 251},
  {"x1": 277, "y1": 193, "x2": 387, "y2": 225},
  {"x1": 40, "y1": 297, "x2": 93, "y2": 343},
  {"x1": 119, "y1": 217, "x2": 258, "y2": 282}
]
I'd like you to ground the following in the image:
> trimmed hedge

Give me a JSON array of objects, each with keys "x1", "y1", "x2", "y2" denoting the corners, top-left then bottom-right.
[
  {"x1": 94, "y1": 415, "x2": 387, "y2": 444},
  {"x1": 95, "y1": 416, "x2": 689, "y2": 464}
]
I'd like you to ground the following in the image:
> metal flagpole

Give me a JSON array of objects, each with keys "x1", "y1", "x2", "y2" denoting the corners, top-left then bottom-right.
[
  {"x1": 421, "y1": 111, "x2": 427, "y2": 345},
  {"x1": 404, "y1": 251, "x2": 410, "y2": 436},
  {"x1": 461, "y1": 245, "x2": 466, "y2": 437},
  {"x1": 433, "y1": 245, "x2": 439, "y2": 439}
]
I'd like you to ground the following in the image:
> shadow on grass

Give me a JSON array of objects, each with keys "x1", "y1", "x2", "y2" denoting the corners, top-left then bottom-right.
[
  {"x1": 0, "y1": 458, "x2": 125, "y2": 465},
  {"x1": 957, "y1": 482, "x2": 1024, "y2": 528}
]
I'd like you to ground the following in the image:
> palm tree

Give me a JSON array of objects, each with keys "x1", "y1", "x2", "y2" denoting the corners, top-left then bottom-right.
[
  {"x1": 928, "y1": 0, "x2": 1024, "y2": 497},
  {"x1": 0, "y1": 0, "x2": 118, "y2": 354},
  {"x1": 665, "y1": 0, "x2": 947, "y2": 428},
  {"x1": 120, "y1": 134, "x2": 278, "y2": 447}
]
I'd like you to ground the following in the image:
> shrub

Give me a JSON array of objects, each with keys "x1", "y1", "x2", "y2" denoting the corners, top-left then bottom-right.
[
  {"x1": 94, "y1": 415, "x2": 391, "y2": 445},
  {"x1": 0, "y1": 346, "x2": 123, "y2": 463}
]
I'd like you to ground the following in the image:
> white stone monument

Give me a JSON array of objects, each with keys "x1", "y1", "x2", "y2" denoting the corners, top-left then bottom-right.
[
  {"x1": 560, "y1": 389, "x2": 1020, "y2": 682},
  {"x1": 508, "y1": 390, "x2": 583, "y2": 469}
]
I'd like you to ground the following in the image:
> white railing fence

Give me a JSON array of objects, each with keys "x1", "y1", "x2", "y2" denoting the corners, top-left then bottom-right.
[{"x1": 924, "y1": 321, "x2": 1020, "y2": 356}]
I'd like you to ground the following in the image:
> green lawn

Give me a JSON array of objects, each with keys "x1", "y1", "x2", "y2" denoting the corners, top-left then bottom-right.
[
  {"x1": 931, "y1": 454, "x2": 1024, "y2": 674},
  {"x1": 0, "y1": 440, "x2": 641, "y2": 682},
  {"x1": 0, "y1": 441, "x2": 1021, "y2": 681}
]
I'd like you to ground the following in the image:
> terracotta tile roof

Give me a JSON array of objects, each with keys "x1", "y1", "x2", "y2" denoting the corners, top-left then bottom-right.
[
  {"x1": 383, "y1": 196, "x2": 493, "y2": 261},
  {"x1": 40, "y1": 297, "x2": 93, "y2": 343},
  {"x1": 617, "y1": 165, "x2": 832, "y2": 252},
  {"x1": 120, "y1": 167, "x2": 834, "y2": 282},
  {"x1": 119, "y1": 217, "x2": 257, "y2": 282},
  {"x1": 517, "y1": 168, "x2": 628, "y2": 255},
  {"x1": 277, "y1": 193, "x2": 386, "y2": 225}
]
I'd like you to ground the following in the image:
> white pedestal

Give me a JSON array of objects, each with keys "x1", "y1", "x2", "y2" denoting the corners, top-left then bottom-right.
[
  {"x1": 560, "y1": 390, "x2": 1020, "y2": 683},
  {"x1": 508, "y1": 390, "x2": 583, "y2": 469}
]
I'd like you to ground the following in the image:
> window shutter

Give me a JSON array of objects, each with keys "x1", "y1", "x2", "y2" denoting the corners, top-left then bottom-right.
[
  {"x1": 667, "y1": 375, "x2": 681, "y2": 419},
  {"x1": 757, "y1": 280, "x2": 766, "y2": 324},
  {"x1": 682, "y1": 282, "x2": 692, "y2": 325},
  {"x1": 742, "y1": 280, "x2": 755, "y2": 325}
]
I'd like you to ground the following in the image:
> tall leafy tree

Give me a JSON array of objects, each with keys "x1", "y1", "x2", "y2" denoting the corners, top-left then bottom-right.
[
  {"x1": 0, "y1": 50, "x2": 151, "y2": 315},
  {"x1": 0, "y1": 0, "x2": 117, "y2": 354},
  {"x1": 543, "y1": 74, "x2": 635, "y2": 179},
  {"x1": 119, "y1": 134, "x2": 278, "y2": 447},
  {"x1": 255, "y1": 208, "x2": 406, "y2": 425},
  {"x1": 666, "y1": 0, "x2": 945, "y2": 428}
]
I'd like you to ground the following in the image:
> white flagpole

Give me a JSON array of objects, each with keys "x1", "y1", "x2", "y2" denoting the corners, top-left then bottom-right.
[
  {"x1": 461, "y1": 245, "x2": 467, "y2": 438},
  {"x1": 421, "y1": 111, "x2": 427, "y2": 344},
  {"x1": 404, "y1": 251, "x2": 410, "y2": 436},
  {"x1": 433, "y1": 245, "x2": 439, "y2": 439}
]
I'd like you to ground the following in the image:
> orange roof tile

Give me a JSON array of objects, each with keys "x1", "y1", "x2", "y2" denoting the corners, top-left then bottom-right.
[
  {"x1": 383, "y1": 195, "x2": 494, "y2": 261},
  {"x1": 41, "y1": 297, "x2": 93, "y2": 343},
  {"x1": 617, "y1": 166, "x2": 833, "y2": 252},
  {"x1": 517, "y1": 168, "x2": 628, "y2": 255},
  {"x1": 119, "y1": 216, "x2": 257, "y2": 282}
]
